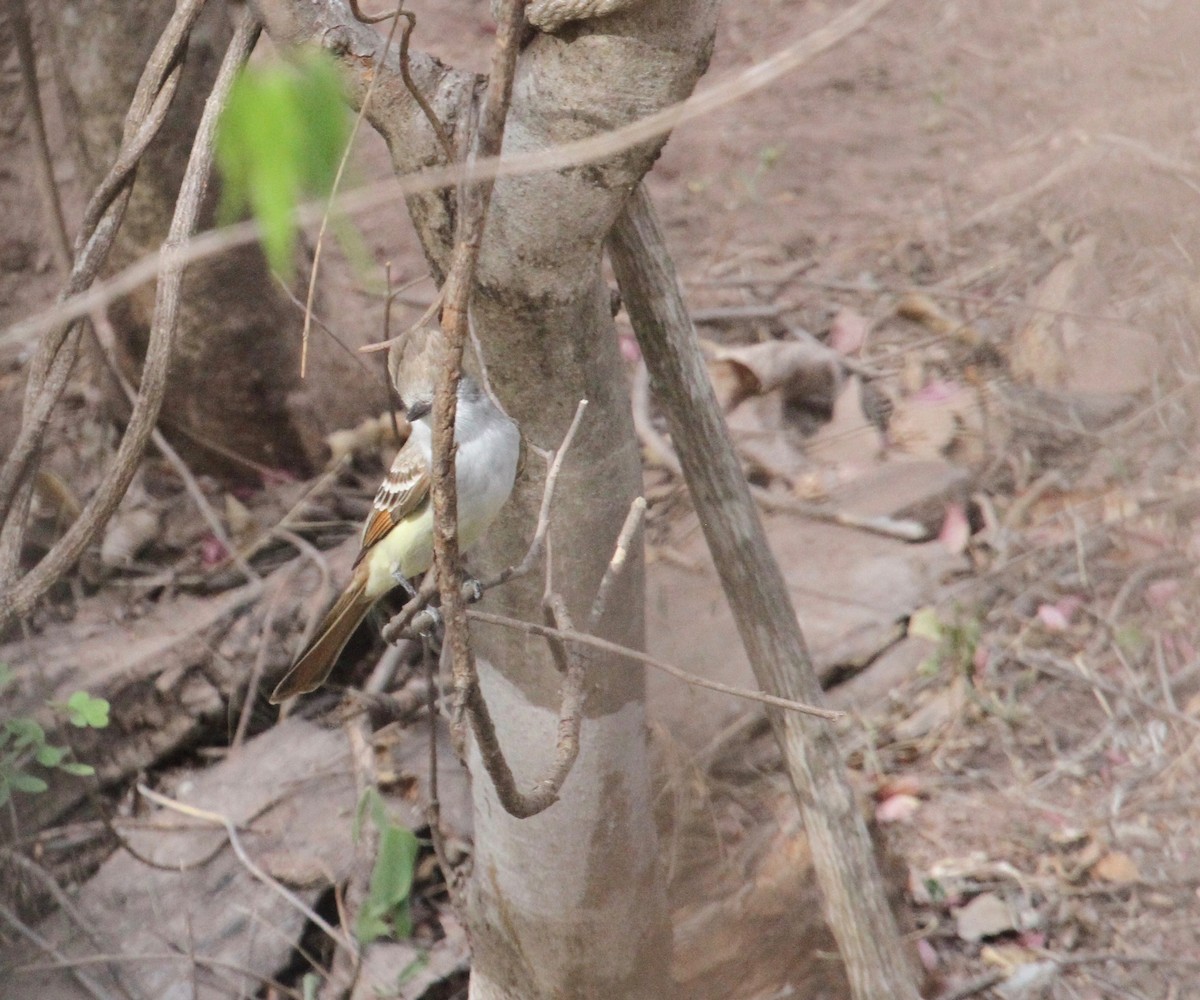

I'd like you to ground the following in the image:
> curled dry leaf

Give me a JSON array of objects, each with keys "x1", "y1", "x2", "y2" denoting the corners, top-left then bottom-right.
[{"x1": 708, "y1": 337, "x2": 843, "y2": 415}]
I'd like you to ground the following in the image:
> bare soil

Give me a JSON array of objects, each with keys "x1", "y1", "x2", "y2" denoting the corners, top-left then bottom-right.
[{"x1": 3, "y1": 1, "x2": 1199, "y2": 998}]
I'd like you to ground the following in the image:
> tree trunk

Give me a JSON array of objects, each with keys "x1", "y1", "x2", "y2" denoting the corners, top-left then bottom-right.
[
  {"x1": 251, "y1": 0, "x2": 718, "y2": 994},
  {"x1": 46, "y1": 0, "x2": 373, "y2": 481}
]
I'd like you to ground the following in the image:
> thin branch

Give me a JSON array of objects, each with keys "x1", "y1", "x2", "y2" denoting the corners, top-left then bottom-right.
[
  {"x1": 11, "y1": 0, "x2": 72, "y2": 272},
  {"x1": 0, "y1": 10, "x2": 260, "y2": 626},
  {"x1": 466, "y1": 609, "x2": 843, "y2": 720},
  {"x1": 476, "y1": 399, "x2": 588, "y2": 591},
  {"x1": 429, "y1": 0, "x2": 525, "y2": 756},
  {"x1": 588, "y1": 496, "x2": 647, "y2": 631},
  {"x1": 136, "y1": 784, "x2": 356, "y2": 956},
  {"x1": 300, "y1": 0, "x2": 410, "y2": 377}
]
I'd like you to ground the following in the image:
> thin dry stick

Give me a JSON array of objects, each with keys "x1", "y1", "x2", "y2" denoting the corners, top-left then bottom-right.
[
  {"x1": 136, "y1": 784, "x2": 356, "y2": 956},
  {"x1": 11, "y1": 0, "x2": 72, "y2": 272},
  {"x1": 429, "y1": 0, "x2": 524, "y2": 757},
  {"x1": 467, "y1": 609, "x2": 842, "y2": 721},
  {"x1": 233, "y1": 586, "x2": 286, "y2": 748},
  {"x1": 0, "y1": 900, "x2": 118, "y2": 1000},
  {"x1": 588, "y1": 496, "x2": 646, "y2": 631},
  {"x1": 1, "y1": 0, "x2": 899, "y2": 357},
  {"x1": 16, "y1": 952, "x2": 305, "y2": 1000},
  {"x1": 300, "y1": 0, "x2": 410, "y2": 377},
  {"x1": 476, "y1": 399, "x2": 588, "y2": 590},
  {"x1": 609, "y1": 183, "x2": 920, "y2": 999},
  {"x1": 0, "y1": 11, "x2": 259, "y2": 627}
]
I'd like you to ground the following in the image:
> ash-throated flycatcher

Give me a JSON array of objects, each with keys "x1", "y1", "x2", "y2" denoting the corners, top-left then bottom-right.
[{"x1": 270, "y1": 328, "x2": 520, "y2": 703}]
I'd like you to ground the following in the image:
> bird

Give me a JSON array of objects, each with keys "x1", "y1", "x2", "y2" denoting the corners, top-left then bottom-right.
[{"x1": 270, "y1": 328, "x2": 521, "y2": 703}]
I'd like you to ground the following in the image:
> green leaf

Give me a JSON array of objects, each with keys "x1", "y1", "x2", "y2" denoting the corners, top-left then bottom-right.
[
  {"x1": 58, "y1": 762, "x2": 96, "y2": 777},
  {"x1": 908, "y1": 607, "x2": 943, "y2": 643},
  {"x1": 10, "y1": 772, "x2": 48, "y2": 794},
  {"x1": 354, "y1": 801, "x2": 419, "y2": 944},
  {"x1": 0, "y1": 663, "x2": 14, "y2": 692},
  {"x1": 301, "y1": 973, "x2": 321, "y2": 1000},
  {"x1": 6, "y1": 718, "x2": 45, "y2": 749},
  {"x1": 66, "y1": 692, "x2": 110, "y2": 729},
  {"x1": 0, "y1": 779, "x2": 9, "y2": 808},
  {"x1": 35, "y1": 743, "x2": 67, "y2": 767},
  {"x1": 216, "y1": 51, "x2": 350, "y2": 280}
]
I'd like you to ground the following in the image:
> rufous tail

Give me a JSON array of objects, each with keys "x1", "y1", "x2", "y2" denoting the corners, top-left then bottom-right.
[{"x1": 270, "y1": 571, "x2": 374, "y2": 703}]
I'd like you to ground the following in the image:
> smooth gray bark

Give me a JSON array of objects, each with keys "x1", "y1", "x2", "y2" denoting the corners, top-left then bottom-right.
[{"x1": 250, "y1": 1, "x2": 719, "y2": 995}]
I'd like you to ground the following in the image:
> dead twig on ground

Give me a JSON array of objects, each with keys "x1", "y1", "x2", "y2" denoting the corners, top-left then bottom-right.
[
  {"x1": 136, "y1": 784, "x2": 356, "y2": 957},
  {"x1": 0, "y1": 901, "x2": 119, "y2": 1000}
]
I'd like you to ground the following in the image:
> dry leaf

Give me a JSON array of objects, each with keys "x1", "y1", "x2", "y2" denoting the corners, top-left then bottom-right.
[
  {"x1": 709, "y1": 338, "x2": 843, "y2": 415},
  {"x1": 955, "y1": 892, "x2": 1016, "y2": 942},
  {"x1": 1093, "y1": 850, "x2": 1140, "y2": 884},
  {"x1": 100, "y1": 508, "x2": 160, "y2": 567}
]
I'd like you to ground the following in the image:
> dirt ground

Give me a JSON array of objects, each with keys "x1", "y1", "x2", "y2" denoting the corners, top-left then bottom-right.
[{"x1": 3, "y1": 0, "x2": 1200, "y2": 998}]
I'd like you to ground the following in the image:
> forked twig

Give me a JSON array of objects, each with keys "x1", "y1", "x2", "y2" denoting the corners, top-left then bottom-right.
[{"x1": 477, "y1": 399, "x2": 588, "y2": 591}]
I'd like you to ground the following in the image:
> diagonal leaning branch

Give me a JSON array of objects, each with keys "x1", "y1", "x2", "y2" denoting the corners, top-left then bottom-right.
[{"x1": 608, "y1": 183, "x2": 922, "y2": 1000}]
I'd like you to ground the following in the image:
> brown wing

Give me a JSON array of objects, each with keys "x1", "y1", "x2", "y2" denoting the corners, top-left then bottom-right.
[{"x1": 354, "y1": 437, "x2": 431, "y2": 564}]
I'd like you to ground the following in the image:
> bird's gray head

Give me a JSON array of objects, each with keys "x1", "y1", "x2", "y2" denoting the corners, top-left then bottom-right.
[{"x1": 387, "y1": 326, "x2": 482, "y2": 423}]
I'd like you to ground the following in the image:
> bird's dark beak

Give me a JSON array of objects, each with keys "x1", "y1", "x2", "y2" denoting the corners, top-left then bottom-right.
[{"x1": 406, "y1": 399, "x2": 432, "y2": 421}]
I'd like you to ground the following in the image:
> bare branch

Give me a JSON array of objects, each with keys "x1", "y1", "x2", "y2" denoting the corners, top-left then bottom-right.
[
  {"x1": 429, "y1": 0, "x2": 524, "y2": 758},
  {"x1": 476, "y1": 398, "x2": 589, "y2": 591},
  {"x1": 0, "y1": 10, "x2": 261, "y2": 626},
  {"x1": 609, "y1": 183, "x2": 920, "y2": 998},
  {"x1": 588, "y1": 496, "x2": 647, "y2": 632}
]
